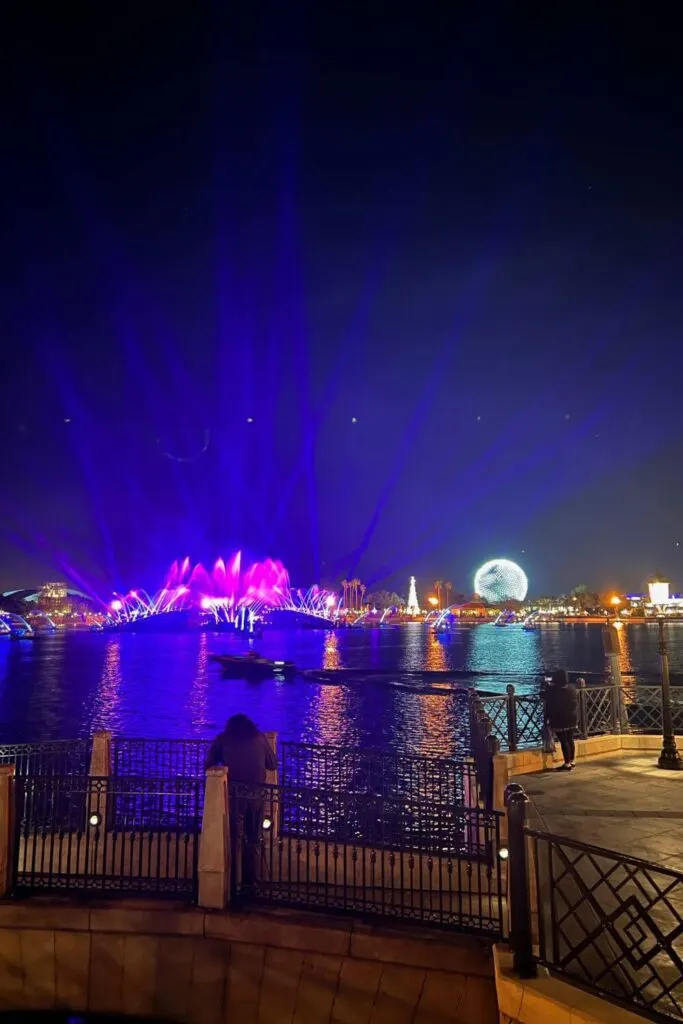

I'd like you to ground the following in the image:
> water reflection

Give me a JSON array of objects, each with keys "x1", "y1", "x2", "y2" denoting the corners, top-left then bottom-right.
[
  {"x1": 424, "y1": 632, "x2": 448, "y2": 672},
  {"x1": 615, "y1": 624, "x2": 633, "y2": 675},
  {"x1": 468, "y1": 623, "x2": 541, "y2": 686},
  {"x1": 91, "y1": 635, "x2": 123, "y2": 733},
  {"x1": 400, "y1": 623, "x2": 426, "y2": 672},
  {"x1": 322, "y1": 631, "x2": 341, "y2": 670},
  {"x1": 187, "y1": 631, "x2": 211, "y2": 733},
  {"x1": 392, "y1": 688, "x2": 462, "y2": 757},
  {"x1": 1, "y1": 624, "x2": 682, "y2": 750},
  {"x1": 307, "y1": 683, "x2": 357, "y2": 747}
]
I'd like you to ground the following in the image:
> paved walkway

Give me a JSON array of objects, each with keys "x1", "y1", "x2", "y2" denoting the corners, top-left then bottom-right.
[
  {"x1": 513, "y1": 755, "x2": 683, "y2": 1018},
  {"x1": 513, "y1": 754, "x2": 683, "y2": 870}
]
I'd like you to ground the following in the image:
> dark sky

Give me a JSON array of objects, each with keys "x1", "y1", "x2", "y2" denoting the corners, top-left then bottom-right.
[{"x1": 2, "y1": 3, "x2": 682, "y2": 598}]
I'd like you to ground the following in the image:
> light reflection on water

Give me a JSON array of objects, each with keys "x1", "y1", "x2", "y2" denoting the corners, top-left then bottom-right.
[{"x1": 0, "y1": 623, "x2": 681, "y2": 756}]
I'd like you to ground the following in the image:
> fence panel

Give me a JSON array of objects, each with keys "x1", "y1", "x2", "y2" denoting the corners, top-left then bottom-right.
[
  {"x1": 623, "y1": 686, "x2": 683, "y2": 735},
  {"x1": 230, "y1": 781, "x2": 505, "y2": 935},
  {"x1": 280, "y1": 741, "x2": 476, "y2": 804},
  {"x1": 583, "y1": 685, "x2": 617, "y2": 736},
  {"x1": 0, "y1": 739, "x2": 92, "y2": 777},
  {"x1": 477, "y1": 695, "x2": 510, "y2": 749},
  {"x1": 528, "y1": 828, "x2": 683, "y2": 1022},
  {"x1": 514, "y1": 695, "x2": 544, "y2": 748},
  {"x1": 111, "y1": 737, "x2": 210, "y2": 779},
  {"x1": 14, "y1": 775, "x2": 201, "y2": 900}
]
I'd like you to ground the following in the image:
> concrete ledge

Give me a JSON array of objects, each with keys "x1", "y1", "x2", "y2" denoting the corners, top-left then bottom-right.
[{"x1": 494, "y1": 945, "x2": 646, "y2": 1024}]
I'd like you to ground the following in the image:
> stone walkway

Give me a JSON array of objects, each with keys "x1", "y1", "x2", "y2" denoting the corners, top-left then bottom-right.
[
  {"x1": 513, "y1": 754, "x2": 683, "y2": 1018},
  {"x1": 513, "y1": 754, "x2": 683, "y2": 871}
]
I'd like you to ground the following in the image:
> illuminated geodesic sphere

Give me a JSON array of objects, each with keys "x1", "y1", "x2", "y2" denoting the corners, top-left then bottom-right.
[{"x1": 474, "y1": 559, "x2": 528, "y2": 604}]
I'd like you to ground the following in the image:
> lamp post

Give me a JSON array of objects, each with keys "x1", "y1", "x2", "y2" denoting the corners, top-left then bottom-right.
[{"x1": 657, "y1": 615, "x2": 682, "y2": 771}]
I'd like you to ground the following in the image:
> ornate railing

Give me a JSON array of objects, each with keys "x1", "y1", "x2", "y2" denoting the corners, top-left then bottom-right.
[
  {"x1": 229, "y1": 779, "x2": 505, "y2": 934},
  {"x1": 279, "y1": 741, "x2": 477, "y2": 807},
  {"x1": 0, "y1": 738, "x2": 92, "y2": 777},
  {"x1": 111, "y1": 737, "x2": 210, "y2": 780},
  {"x1": 528, "y1": 829, "x2": 683, "y2": 1021},
  {"x1": 13, "y1": 774, "x2": 200, "y2": 899},
  {"x1": 478, "y1": 682, "x2": 683, "y2": 753}
]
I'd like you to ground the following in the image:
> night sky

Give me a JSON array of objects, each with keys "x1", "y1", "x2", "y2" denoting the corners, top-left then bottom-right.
[{"x1": 2, "y1": 4, "x2": 682, "y2": 598}]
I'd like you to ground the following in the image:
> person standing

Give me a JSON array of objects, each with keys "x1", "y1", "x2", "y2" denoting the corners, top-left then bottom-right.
[
  {"x1": 206, "y1": 714, "x2": 277, "y2": 885},
  {"x1": 544, "y1": 669, "x2": 578, "y2": 771}
]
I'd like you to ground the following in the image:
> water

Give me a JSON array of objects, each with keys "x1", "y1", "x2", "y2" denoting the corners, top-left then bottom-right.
[{"x1": 0, "y1": 621, "x2": 680, "y2": 757}]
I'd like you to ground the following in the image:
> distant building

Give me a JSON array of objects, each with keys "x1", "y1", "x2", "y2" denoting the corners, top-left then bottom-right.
[
  {"x1": 38, "y1": 582, "x2": 69, "y2": 613},
  {"x1": 1, "y1": 585, "x2": 102, "y2": 620}
]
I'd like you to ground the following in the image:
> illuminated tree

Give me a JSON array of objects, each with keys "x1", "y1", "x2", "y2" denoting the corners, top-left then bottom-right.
[{"x1": 406, "y1": 576, "x2": 420, "y2": 614}]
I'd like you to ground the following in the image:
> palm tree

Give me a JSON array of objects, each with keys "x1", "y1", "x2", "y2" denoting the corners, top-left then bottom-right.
[
  {"x1": 434, "y1": 580, "x2": 443, "y2": 610},
  {"x1": 445, "y1": 582, "x2": 452, "y2": 607},
  {"x1": 341, "y1": 580, "x2": 348, "y2": 609}
]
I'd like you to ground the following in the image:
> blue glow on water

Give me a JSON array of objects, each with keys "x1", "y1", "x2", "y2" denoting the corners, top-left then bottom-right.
[{"x1": 0, "y1": 623, "x2": 678, "y2": 756}]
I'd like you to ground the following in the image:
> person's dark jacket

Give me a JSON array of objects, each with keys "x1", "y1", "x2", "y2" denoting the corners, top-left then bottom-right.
[
  {"x1": 206, "y1": 731, "x2": 277, "y2": 783},
  {"x1": 545, "y1": 683, "x2": 578, "y2": 732}
]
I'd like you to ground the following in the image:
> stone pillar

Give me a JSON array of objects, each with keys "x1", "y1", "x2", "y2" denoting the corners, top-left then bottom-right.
[
  {"x1": 0, "y1": 765, "x2": 15, "y2": 898},
  {"x1": 89, "y1": 730, "x2": 113, "y2": 777},
  {"x1": 87, "y1": 731, "x2": 112, "y2": 830},
  {"x1": 198, "y1": 767, "x2": 230, "y2": 909}
]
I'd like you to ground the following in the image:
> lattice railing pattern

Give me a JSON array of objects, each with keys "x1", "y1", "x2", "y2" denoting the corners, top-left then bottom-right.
[
  {"x1": 583, "y1": 686, "x2": 616, "y2": 735},
  {"x1": 530, "y1": 831, "x2": 683, "y2": 1022},
  {"x1": 477, "y1": 695, "x2": 509, "y2": 749}
]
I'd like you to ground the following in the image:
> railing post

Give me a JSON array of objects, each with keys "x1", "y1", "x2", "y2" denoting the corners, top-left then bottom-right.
[
  {"x1": 89, "y1": 730, "x2": 112, "y2": 777},
  {"x1": 506, "y1": 788, "x2": 537, "y2": 978},
  {"x1": 609, "y1": 682, "x2": 621, "y2": 734},
  {"x1": 0, "y1": 765, "x2": 16, "y2": 898},
  {"x1": 88, "y1": 731, "x2": 112, "y2": 832},
  {"x1": 577, "y1": 678, "x2": 588, "y2": 739},
  {"x1": 264, "y1": 731, "x2": 280, "y2": 838},
  {"x1": 198, "y1": 766, "x2": 230, "y2": 909},
  {"x1": 506, "y1": 685, "x2": 518, "y2": 751}
]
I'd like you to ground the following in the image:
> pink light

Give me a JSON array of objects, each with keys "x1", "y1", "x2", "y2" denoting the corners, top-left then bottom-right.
[
  {"x1": 326, "y1": 595, "x2": 336, "y2": 607},
  {"x1": 200, "y1": 597, "x2": 212, "y2": 610},
  {"x1": 129, "y1": 591, "x2": 137, "y2": 599},
  {"x1": 110, "y1": 599, "x2": 123, "y2": 611}
]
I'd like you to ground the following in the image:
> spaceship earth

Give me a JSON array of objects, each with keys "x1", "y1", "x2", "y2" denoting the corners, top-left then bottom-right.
[{"x1": 474, "y1": 559, "x2": 529, "y2": 603}]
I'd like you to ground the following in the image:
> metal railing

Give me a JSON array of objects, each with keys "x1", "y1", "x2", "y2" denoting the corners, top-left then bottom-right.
[
  {"x1": 229, "y1": 779, "x2": 505, "y2": 934},
  {"x1": 0, "y1": 738, "x2": 92, "y2": 777},
  {"x1": 530, "y1": 830, "x2": 683, "y2": 1022},
  {"x1": 506, "y1": 786, "x2": 683, "y2": 1023},
  {"x1": 13, "y1": 774, "x2": 201, "y2": 900},
  {"x1": 478, "y1": 682, "x2": 683, "y2": 753},
  {"x1": 279, "y1": 741, "x2": 478, "y2": 807},
  {"x1": 111, "y1": 736, "x2": 210, "y2": 780}
]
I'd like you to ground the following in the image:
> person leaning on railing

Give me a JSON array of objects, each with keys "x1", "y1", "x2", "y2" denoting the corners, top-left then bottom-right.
[
  {"x1": 205, "y1": 714, "x2": 277, "y2": 885},
  {"x1": 544, "y1": 669, "x2": 579, "y2": 771}
]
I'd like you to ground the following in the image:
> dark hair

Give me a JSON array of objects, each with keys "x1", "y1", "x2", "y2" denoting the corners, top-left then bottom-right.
[
  {"x1": 224, "y1": 714, "x2": 259, "y2": 741},
  {"x1": 551, "y1": 669, "x2": 569, "y2": 687}
]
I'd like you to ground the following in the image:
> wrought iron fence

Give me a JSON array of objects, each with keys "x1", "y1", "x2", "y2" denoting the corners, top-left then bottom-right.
[
  {"x1": 13, "y1": 774, "x2": 200, "y2": 899},
  {"x1": 0, "y1": 738, "x2": 92, "y2": 777},
  {"x1": 229, "y1": 780, "x2": 504, "y2": 935},
  {"x1": 476, "y1": 683, "x2": 683, "y2": 753},
  {"x1": 111, "y1": 736, "x2": 210, "y2": 780},
  {"x1": 527, "y1": 828, "x2": 683, "y2": 1023},
  {"x1": 279, "y1": 741, "x2": 477, "y2": 807}
]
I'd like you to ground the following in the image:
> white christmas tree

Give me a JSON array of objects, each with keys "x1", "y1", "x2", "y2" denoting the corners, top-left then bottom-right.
[{"x1": 406, "y1": 576, "x2": 420, "y2": 614}]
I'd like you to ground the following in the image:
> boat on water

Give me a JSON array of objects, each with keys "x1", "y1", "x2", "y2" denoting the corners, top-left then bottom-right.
[{"x1": 209, "y1": 652, "x2": 297, "y2": 680}]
